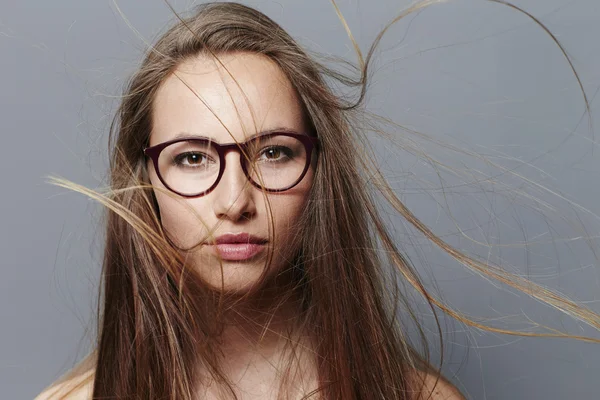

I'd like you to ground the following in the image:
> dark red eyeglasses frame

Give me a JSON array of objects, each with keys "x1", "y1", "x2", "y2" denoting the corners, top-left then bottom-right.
[{"x1": 143, "y1": 132, "x2": 319, "y2": 198}]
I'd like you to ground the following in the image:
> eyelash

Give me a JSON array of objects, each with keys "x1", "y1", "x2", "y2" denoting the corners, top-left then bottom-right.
[
  {"x1": 172, "y1": 152, "x2": 214, "y2": 167},
  {"x1": 257, "y1": 146, "x2": 292, "y2": 162}
]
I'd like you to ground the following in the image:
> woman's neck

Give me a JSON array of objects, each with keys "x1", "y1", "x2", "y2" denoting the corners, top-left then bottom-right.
[
  {"x1": 217, "y1": 283, "x2": 305, "y2": 365},
  {"x1": 194, "y1": 282, "x2": 316, "y2": 399}
]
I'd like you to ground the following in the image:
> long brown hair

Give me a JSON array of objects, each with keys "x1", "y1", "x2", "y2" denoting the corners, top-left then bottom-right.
[{"x1": 47, "y1": 1, "x2": 600, "y2": 399}]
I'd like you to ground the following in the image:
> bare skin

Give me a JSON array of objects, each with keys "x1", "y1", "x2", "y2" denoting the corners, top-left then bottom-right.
[{"x1": 34, "y1": 363, "x2": 465, "y2": 400}]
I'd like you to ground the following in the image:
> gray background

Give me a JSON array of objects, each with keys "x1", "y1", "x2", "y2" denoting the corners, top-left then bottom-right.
[{"x1": 2, "y1": 0, "x2": 600, "y2": 399}]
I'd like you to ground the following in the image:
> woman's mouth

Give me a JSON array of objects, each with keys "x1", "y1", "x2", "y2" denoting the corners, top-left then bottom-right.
[
  {"x1": 204, "y1": 232, "x2": 268, "y2": 261},
  {"x1": 209, "y1": 243, "x2": 266, "y2": 261}
]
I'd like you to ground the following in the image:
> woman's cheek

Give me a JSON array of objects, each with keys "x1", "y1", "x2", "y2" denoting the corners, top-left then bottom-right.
[
  {"x1": 155, "y1": 194, "x2": 209, "y2": 248},
  {"x1": 268, "y1": 197, "x2": 306, "y2": 252}
]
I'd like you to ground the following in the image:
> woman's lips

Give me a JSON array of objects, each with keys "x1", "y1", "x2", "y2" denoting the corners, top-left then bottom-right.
[{"x1": 208, "y1": 243, "x2": 266, "y2": 261}]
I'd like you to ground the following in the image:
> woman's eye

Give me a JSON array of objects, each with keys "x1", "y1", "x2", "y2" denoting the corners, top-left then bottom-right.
[
  {"x1": 258, "y1": 146, "x2": 291, "y2": 162},
  {"x1": 174, "y1": 152, "x2": 209, "y2": 167}
]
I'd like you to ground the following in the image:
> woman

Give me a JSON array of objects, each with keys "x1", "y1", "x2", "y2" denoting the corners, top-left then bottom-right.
[{"x1": 35, "y1": 1, "x2": 599, "y2": 399}]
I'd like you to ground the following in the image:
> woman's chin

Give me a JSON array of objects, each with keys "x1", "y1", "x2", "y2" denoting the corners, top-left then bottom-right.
[
  {"x1": 185, "y1": 248, "x2": 298, "y2": 295},
  {"x1": 197, "y1": 262, "x2": 269, "y2": 294}
]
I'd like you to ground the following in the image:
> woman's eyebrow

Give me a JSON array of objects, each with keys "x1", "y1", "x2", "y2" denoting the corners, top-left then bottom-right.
[{"x1": 172, "y1": 127, "x2": 304, "y2": 143}]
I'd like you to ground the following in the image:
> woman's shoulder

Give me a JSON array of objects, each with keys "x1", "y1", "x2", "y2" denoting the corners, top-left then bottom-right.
[
  {"x1": 35, "y1": 352, "x2": 96, "y2": 400},
  {"x1": 410, "y1": 369, "x2": 466, "y2": 400},
  {"x1": 34, "y1": 374, "x2": 93, "y2": 400}
]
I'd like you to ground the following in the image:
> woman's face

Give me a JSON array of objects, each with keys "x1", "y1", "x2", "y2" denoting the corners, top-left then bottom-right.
[{"x1": 148, "y1": 52, "x2": 314, "y2": 292}]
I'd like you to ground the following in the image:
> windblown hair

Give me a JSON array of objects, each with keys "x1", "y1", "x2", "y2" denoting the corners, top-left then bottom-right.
[{"x1": 45, "y1": 1, "x2": 600, "y2": 399}]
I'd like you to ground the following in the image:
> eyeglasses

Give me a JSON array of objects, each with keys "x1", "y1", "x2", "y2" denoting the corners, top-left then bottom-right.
[{"x1": 144, "y1": 132, "x2": 319, "y2": 198}]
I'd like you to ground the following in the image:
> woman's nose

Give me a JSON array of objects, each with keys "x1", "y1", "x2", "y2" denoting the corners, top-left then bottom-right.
[{"x1": 211, "y1": 152, "x2": 256, "y2": 221}]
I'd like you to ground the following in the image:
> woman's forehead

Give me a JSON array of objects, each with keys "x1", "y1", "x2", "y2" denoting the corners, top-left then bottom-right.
[{"x1": 150, "y1": 52, "x2": 307, "y2": 146}]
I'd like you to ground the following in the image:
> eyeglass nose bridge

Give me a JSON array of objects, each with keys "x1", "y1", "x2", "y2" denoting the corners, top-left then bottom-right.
[{"x1": 212, "y1": 141, "x2": 255, "y2": 190}]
